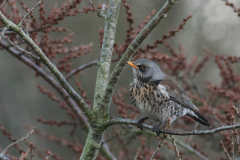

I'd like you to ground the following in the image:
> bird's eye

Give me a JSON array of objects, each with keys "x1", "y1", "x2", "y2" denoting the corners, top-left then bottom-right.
[{"x1": 141, "y1": 65, "x2": 148, "y2": 70}]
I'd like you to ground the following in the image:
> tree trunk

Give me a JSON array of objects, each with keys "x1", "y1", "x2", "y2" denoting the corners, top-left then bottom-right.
[{"x1": 79, "y1": 128, "x2": 105, "y2": 160}]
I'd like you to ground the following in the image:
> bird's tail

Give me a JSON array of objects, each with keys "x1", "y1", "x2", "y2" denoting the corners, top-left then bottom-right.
[{"x1": 187, "y1": 111, "x2": 212, "y2": 127}]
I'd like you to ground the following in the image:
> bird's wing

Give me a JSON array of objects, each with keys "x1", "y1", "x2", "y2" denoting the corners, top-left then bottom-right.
[{"x1": 159, "y1": 75, "x2": 199, "y2": 111}]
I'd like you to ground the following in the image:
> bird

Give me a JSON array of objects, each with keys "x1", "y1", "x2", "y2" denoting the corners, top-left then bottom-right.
[{"x1": 127, "y1": 58, "x2": 211, "y2": 135}]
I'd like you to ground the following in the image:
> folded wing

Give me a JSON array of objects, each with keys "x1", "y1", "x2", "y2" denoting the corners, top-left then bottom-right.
[{"x1": 159, "y1": 75, "x2": 199, "y2": 111}]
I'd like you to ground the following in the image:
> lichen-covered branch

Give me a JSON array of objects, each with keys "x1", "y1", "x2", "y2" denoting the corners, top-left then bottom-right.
[
  {"x1": 103, "y1": 118, "x2": 240, "y2": 136},
  {"x1": 93, "y1": 0, "x2": 121, "y2": 114},
  {"x1": 0, "y1": 10, "x2": 94, "y2": 121},
  {"x1": 79, "y1": 0, "x2": 121, "y2": 159},
  {"x1": 99, "y1": 0, "x2": 178, "y2": 114}
]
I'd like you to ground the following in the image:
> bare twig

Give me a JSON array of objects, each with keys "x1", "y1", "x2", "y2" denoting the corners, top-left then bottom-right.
[
  {"x1": 88, "y1": 0, "x2": 106, "y2": 18},
  {"x1": 170, "y1": 135, "x2": 181, "y2": 160},
  {"x1": 187, "y1": 123, "x2": 198, "y2": 144},
  {"x1": 3, "y1": 36, "x2": 40, "y2": 60},
  {"x1": 65, "y1": 58, "x2": 120, "y2": 80},
  {"x1": 66, "y1": 60, "x2": 98, "y2": 80},
  {"x1": 176, "y1": 140, "x2": 208, "y2": 160},
  {"x1": 0, "y1": 26, "x2": 7, "y2": 41},
  {"x1": 134, "y1": 147, "x2": 141, "y2": 160},
  {"x1": 18, "y1": 0, "x2": 42, "y2": 26},
  {"x1": 231, "y1": 115, "x2": 235, "y2": 159},
  {"x1": 1, "y1": 127, "x2": 36, "y2": 155},
  {"x1": 232, "y1": 106, "x2": 240, "y2": 152},
  {"x1": 220, "y1": 140, "x2": 231, "y2": 160},
  {"x1": 0, "y1": 0, "x2": 7, "y2": 10},
  {"x1": 150, "y1": 134, "x2": 167, "y2": 160},
  {"x1": 19, "y1": 149, "x2": 30, "y2": 160},
  {"x1": 223, "y1": 0, "x2": 240, "y2": 17}
]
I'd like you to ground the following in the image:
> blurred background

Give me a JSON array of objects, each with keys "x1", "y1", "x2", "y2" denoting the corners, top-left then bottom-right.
[{"x1": 0, "y1": 0, "x2": 240, "y2": 159}]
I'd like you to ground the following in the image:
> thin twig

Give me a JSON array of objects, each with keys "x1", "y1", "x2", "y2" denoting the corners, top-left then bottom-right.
[
  {"x1": 65, "y1": 58, "x2": 119, "y2": 80},
  {"x1": 232, "y1": 106, "x2": 240, "y2": 152},
  {"x1": 170, "y1": 135, "x2": 181, "y2": 160},
  {"x1": 150, "y1": 134, "x2": 167, "y2": 160},
  {"x1": 231, "y1": 115, "x2": 235, "y2": 159},
  {"x1": 0, "y1": 0, "x2": 7, "y2": 10},
  {"x1": 1, "y1": 127, "x2": 36, "y2": 155},
  {"x1": 19, "y1": 149, "x2": 30, "y2": 160},
  {"x1": 3, "y1": 35, "x2": 40, "y2": 60},
  {"x1": 18, "y1": 0, "x2": 42, "y2": 26},
  {"x1": 88, "y1": 0, "x2": 106, "y2": 18},
  {"x1": 187, "y1": 123, "x2": 198, "y2": 144},
  {"x1": 0, "y1": 26, "x2": 7, "y2": 41},
  {"x1": 220, "y1": 140, "x2": 231, "y2": 160},
  {"x1": 134, "y1": 147, "x2": 141, "y2": 160}
]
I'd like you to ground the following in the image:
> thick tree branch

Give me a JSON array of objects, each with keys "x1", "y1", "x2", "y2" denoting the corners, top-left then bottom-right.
[
  {"x1": 0, "y1": 10, "x2": 94, "y2": 121},
  {"x1": 103, "y1": 118, "x2": 240, "y2": 136},
  {"x1": 93, "y1": 0, "x2": 121, "y2": 113},
  {"x1": 99, "y1": 0, "x2": 178, "y2": 115},
  {"x1": 79, "y1": 0, "x2": 121, "y2": 159}
]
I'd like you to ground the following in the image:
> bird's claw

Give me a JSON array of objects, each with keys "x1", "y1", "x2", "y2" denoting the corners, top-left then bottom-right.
[
  {"x1": 136, "y1": 117, "x2": 148, "y2": 131},
  {"x1": 137, "y1": 121, "x2": 144, "y2": 131},
  {"x1": 153, "y1": 126, "x2": 162, "y2": 136}
]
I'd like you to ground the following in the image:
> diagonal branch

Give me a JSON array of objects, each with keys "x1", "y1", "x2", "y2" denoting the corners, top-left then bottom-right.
[
  {"x1": 0, "y1": 0, "x2": 7, "y2": 10},
  {"x1": 0, "y1": 9, "x2": 94, "y2": 121},
  {"x1": 103, "y1": 118, "x2": 240, "y2": 136},
  {"x1": 150, "y1": 134, "x2": 167, "y2": 160},
  {"x1": 99, "y1": 0, "x2": 178, "y2": 114},
  {"x1": 2, "y1": 35, "x2": 40, "y2": 60},
  {"x1": 65, "y1": 58, "x2": 120, "y2": 81},
  {"x1": 65, "y1": 60, "x2": 99, "y2": 80},
  {"x1": 170, "y1": 135, "x2": 181, "y2": 160}
]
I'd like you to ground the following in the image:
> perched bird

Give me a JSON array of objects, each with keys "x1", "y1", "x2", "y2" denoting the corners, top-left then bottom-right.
[{"x1": 127, "y1": 58, "x2": 211, "y2": 135}]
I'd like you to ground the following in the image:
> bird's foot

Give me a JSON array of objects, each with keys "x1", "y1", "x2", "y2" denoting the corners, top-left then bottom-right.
[
  {"x1": 153, "y1": 123, "x2": 166, "y2": 136},
  {"x1": 137, "y1": 117, "x2": 149, "y2": 131}
]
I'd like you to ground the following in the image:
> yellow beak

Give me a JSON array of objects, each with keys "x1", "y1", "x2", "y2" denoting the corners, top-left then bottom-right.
[{"x1": 127, "y1": 61, "x2": 139, "y2": 69}]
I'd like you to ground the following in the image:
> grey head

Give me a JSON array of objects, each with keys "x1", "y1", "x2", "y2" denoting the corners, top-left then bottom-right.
[{"x1": 127, "y1": 58, "x2": 166, "y2": 82}]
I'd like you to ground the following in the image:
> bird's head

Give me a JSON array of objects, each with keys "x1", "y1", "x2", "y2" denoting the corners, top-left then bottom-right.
[{"x1": 127, "y1": 58, "x2": 165, "y2": 82}]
